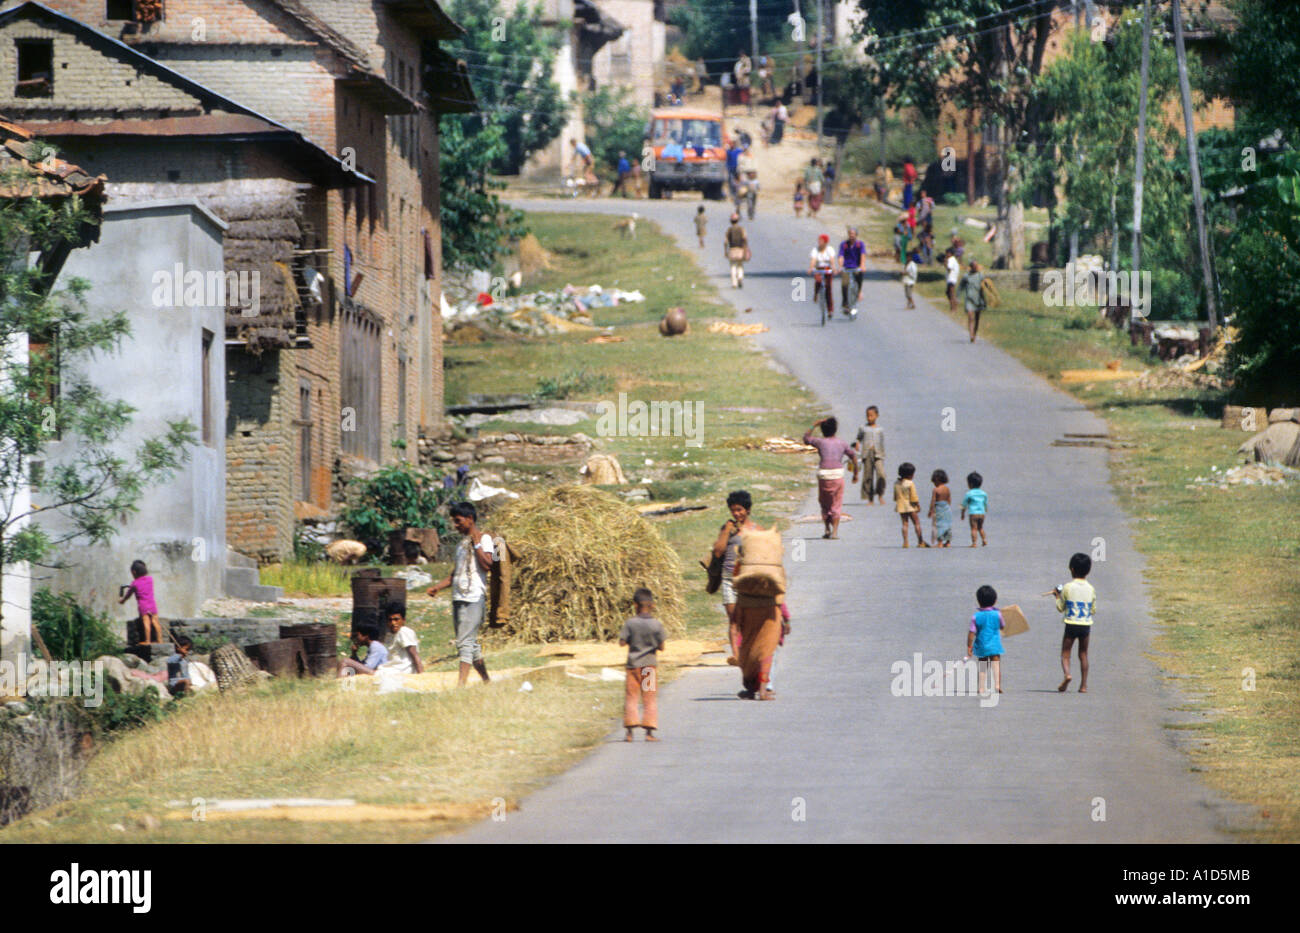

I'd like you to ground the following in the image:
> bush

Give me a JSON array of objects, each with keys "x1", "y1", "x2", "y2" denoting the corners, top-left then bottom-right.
[
  {"x1": 535, "y1": 367, "x2": 611, "y2": 400},
  {"x1": 340, "y1": 463, "x2": 462, "y2": 557},
  {"x1": 942, "y1": 192, "x2": 968, "y2": 207},
  {"x1": 32, "y1": 589, "x2": 120, "y2": 661},
  {"x1": 1145, "y1": 267, "x2": 1201, "y2": 322},
  {"x1": 581, "y1": 86, "x2": 649, "y2": 179}
]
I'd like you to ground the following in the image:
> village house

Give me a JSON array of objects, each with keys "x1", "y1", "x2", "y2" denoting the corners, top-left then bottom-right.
[
  {"x1": 588, "y1": 0, "x2": 666, "y2": 110},
  {"x1": 9, "y1": 0, "x2": 475, "y2": 564}
]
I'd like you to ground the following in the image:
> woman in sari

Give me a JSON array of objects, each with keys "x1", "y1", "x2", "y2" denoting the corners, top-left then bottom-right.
[
  {"x1": 803, "y1": 417, "x2": 857, "y2": 539},
  {"x1": 711, "y1": 490, "x2": 757, "y2": 662},
  {"x1": 732, "y1": 530, "x2": 789, "y2": 700}
]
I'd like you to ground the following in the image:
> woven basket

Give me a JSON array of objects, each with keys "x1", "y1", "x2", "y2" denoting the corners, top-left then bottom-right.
[{"x1": 211, "y1": 643, "x2": 260, "y2": 692}]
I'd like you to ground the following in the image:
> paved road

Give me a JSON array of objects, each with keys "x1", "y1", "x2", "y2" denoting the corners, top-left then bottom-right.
[{"x1": 451, "y1": 196, "x2": 1235, "y2": 843}]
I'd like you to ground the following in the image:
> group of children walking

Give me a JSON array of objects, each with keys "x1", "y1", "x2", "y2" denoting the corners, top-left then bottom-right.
[{"x1": 849, "y1": 406, "x2": 989, "y2": 548}]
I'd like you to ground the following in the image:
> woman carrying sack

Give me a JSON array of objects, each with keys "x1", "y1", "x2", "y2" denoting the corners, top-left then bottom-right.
[{"x1": 724, "y1": 213, "x2": 750, "y2": 288}]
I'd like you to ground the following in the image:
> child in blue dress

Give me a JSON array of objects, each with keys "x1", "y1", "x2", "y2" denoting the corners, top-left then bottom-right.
[
  {"x1": 965, "y1": 584, "x2": 1004, "y2": 696},
  {"x1": 960, "y1": 470, "x2": 988, "y2": 546}
]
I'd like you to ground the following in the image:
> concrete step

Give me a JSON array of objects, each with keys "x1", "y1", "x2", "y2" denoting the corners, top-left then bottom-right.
[
  {"x1": 225, "y1": 547, "x2": 258, "y2": 570},
  {"x1": 224, "y1": 565, "x2": 282, "y2": 603}
]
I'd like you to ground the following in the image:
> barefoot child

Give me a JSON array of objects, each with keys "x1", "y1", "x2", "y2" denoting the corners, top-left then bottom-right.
[
  {"x1": 620, "y1": 588, "x2": 667, "y2": 741},
  {"x1": 903, "y1": 250, "x2": 918, "y2": 308},
  {"x1": 960, "y1": 471, "x2": 988, "y2": 546},
  {"x1": 927, "y1": 469, "x2": 952, "y2": 547},
  {"x1": 852, "y1": 405, "x2": 886, "y2": 504},
  {"x1": 894, "y1": 463, "x2": 929, "y2": 547},
  {"x1": 965, "y1": 585, "x2": 1004, "y2": 696},
  {"x1": 1052, "y1": 552, "x2": 1096, "y2": 693},
  {"x1": 694, "y1": 205, "x2": 707, "y2": 248},
  {"x1": 119, "y1": 559, "x2": 161, "y2": 644}
]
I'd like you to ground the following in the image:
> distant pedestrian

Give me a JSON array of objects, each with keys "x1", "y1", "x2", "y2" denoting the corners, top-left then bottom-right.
[
  {"x1": 903, "y1": 250, "x2": 918, "y2": 308},
  {"x1": 894, "y1": 462, "x2": 929, "y2": 548},
  {"x1": 893, "y1": 215, "x2": 910, "y2": 264},
  {"x1": 804, "y1": 158, "x2": 825, "y2": 216},
  {"x1": 1052, "y1": 552, "x2": 1096, "y2": 693},
  {"x1": 792, "y1": 178, "x2": 805, "y2": 216},
  {"x1": 901, "y1": 155, "x2": 917, "y2": 207},
  {"x1": 621, "y1": 588, "x2": 667, "y2": 741},
  {"x1": 694, "y1": 205, "x2": 708, "y2": 248},
  {"x1": 960, "y1": 471, "x2": 988, "y2": 547},
  {"x1": 769, "y1": 100, "x2": 788, "y2": 144},
  {"x1": 965, "y1": 585, "x2": 1004, "y2": 696},
  {"x1": 724, "y1": 212, "x2": 749, "y2": 288},
  {"x1": 823, "y1": 160, "x2": 837, "y2": 203},
  {"x1": 917, "y1": 189, "x2": 935, "y2": 224},
  {"x1": 734, "y1": 50, "x2": 753, "y2": 112},
  {"x1": 960, "y1": 259, "x2": 988, "y2": 342},
  {"x1": 615, "y1": 150, "x2": 632, "y2": 197},
  {"x1": 945, "y1": 249, "x2": 961, "y2": 313}
]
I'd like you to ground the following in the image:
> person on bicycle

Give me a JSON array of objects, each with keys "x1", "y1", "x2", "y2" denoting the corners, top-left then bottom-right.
[
  {"x1": 808, "y1": 233, "x2": 838, "y2": 315},
  {"x1": 838, "y1": 226, "x2": 865, "y2": 319}
]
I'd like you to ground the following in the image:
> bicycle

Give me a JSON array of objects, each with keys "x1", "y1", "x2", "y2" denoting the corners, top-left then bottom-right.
[{"x1": 813, "y1": 269, "x2": 834, "y2": 326}]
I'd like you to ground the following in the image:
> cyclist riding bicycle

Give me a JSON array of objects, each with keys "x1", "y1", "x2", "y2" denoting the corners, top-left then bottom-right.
[
  {"x1": 838, "y1": 227, "x2": 865, "y2": 319},
  {"x1": 808, "y1": 233, "x2": 838, "y2": 316}
]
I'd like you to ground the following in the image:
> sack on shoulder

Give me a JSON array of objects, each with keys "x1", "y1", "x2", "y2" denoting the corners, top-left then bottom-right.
[
  {"x1": 728, "y1": 246, "x2": 747, "y2": 262},
  {"x1": 808, "y1": 180, "x2": 822, "y2": 195}
]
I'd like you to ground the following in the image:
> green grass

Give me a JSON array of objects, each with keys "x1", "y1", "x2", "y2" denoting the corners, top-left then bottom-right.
[{"x1": 862, "y1": 200, "x2": 1300, "y2": 841}]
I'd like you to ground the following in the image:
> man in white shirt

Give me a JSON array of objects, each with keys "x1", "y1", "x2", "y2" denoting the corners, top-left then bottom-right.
[
  {"x1": 945, "y1": 249, "x2": 961, "y2": 314},
  {"x1": 427, "y1": 501, "x2": 494, "y2": 685},
  {"x1": 380, "y1": 608, "x2": 423, "y2": 675}
]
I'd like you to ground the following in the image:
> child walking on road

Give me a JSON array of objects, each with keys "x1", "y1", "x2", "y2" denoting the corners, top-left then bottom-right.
[
  {"x1": 928, "y1": 469, "x2": 952, "y2": 547},
  {"x1": 694, "y1": 205, "x2": 707, "y2": 247},
  {"x1": 894, "y1": 462, "x2": 929, "y2": 548},
  {"x1": 966, "y1": 585, "x2": 1004, "y2": 696},
  {"x1": 853, "y1": 406, "x2": 886, "y2": 504},
  {"x1": 621, "y1": 588, "x2": 667, "y2": 741},
  {"x1": 960, "y1": 471, "x2": 988, "y2": 546},
  {"x1": 1052, "y1": 552, "x2": 1097, "y2": 693}
]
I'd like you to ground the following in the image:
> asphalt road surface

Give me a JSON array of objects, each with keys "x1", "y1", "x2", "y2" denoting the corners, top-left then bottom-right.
[{"x1": 449, "y1": 196, "x2": 1236, "y2": 843}]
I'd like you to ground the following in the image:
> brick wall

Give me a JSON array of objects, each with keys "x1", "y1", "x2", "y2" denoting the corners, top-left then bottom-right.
[{"x1": 226, "y1": 346, "x2": 296, "y2": 560}]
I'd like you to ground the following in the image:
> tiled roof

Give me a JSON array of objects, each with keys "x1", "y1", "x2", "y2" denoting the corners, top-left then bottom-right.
[{"x1": 0, "y1": 115, "x2": 105, "y2": 201}]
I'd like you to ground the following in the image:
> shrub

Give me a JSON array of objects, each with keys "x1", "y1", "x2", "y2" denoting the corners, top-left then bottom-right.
[
  {"x1": 32, "y1": 589, "x2": 120, "y2": 661},
  {"x1": 340, "y1": 463, "x2": 462, "y2": 557},
  {"x1": 535, "y1": 367, "x2": 612, "y2": 400}
]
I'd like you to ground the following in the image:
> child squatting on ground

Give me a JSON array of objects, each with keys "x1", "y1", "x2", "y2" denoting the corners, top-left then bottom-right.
[
  {"x1": 120, "y1": 559, "x2": 161, "y2": 644},
  {"x1": 960, "y1": 471, "x2": 988, "y2": 546},
  {"x1": 621, "y1": 588, "x2": 667, "y2": 741},
  {"x1": 894, "y1": 462, "x2": 929, "y2": 547},
  {"x1": 1053, "y1": 552, "x2": 1097, "y2": 693},
  {"x1": 965, "y1": 585, "x2": 1004, "y2": 696}
]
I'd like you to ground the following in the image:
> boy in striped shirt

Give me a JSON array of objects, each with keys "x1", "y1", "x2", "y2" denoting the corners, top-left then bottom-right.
[{"x1": 1053, "y1": 552, "x2": 1097, "y2": 693}]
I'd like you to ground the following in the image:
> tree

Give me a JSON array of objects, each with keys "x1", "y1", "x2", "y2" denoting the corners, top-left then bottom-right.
[
  {"x1": 667, "y1": 0, "x2": 788, "y2": 75},
  {"x1": 1, "y1": 169, "x2": 196, "y2": 630},
  {"x1": 438, "y1": 0, "x2": 565, "y2": 271},
  {"x1": 857, "y1": 0, "x2": 1056, "y2": 268},
  {"x1": 442, "y1": 0, "x2": 568, "y2": 174},
  {"x1": 581, "y1": 86, "x2": 650, "y2": 180}
]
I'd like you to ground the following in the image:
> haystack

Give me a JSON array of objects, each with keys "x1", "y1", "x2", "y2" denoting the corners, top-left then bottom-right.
[
  {"x1": 489, "y1": 485, "x2": 685, "y2": 642},
  {"x1": 518, "y1": 233, "x2": 554, "y2": 282}
]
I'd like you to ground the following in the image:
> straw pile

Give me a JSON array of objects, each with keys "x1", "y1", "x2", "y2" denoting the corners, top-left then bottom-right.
[{"x1": 489, "y1": 485, "x2": 685, "y2": 642}]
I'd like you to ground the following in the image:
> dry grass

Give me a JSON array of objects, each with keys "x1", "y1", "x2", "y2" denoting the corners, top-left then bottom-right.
[
  {"x1": 492, "y1": 485, "x2": 686, "y2": 641},
  {"x1": 0, "y1": 675, "x2": 622, "y2": 844}
]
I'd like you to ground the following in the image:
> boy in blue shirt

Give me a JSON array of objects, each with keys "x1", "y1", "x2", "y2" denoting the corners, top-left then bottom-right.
[
  {"x1": 338, "y1": 623, "x2": 388, "y2": 677},
  {"x1": 965, "y1": 585, "x2": 1004, "y2": 696},
  {"x1": 960, "y1": 470, "x2": 988, "y2": 546}
]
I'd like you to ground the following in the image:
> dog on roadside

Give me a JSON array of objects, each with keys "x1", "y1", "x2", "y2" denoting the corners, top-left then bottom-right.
[{"x1": 614, "y1": 213, "x2": 639, "y2": 239}]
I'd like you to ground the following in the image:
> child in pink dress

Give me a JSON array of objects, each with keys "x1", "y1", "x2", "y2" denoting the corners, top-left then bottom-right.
[{"x1": 120, "y1": 559, "x2": 161, "y2": 643}]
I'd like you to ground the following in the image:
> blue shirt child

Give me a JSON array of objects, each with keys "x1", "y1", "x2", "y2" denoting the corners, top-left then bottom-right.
[
  {"x1": 969, "y1": 606, "x2": 1004, "y2": 658},
  {"x1": 963, "y1": 487, "x2": 988, "y2": 515}
]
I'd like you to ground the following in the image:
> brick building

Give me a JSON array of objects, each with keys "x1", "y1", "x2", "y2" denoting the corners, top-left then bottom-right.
[{"x1": 6, "y1": 0, "x2": 474, "y2": 562}]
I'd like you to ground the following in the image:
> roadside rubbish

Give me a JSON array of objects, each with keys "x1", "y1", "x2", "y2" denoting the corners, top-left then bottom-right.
[
  {"x1": 442, "y1": 283, "x2": 645, "y2": 338},
  {"x1": 708, "y1": 320, "x2": 768, "y2": 336},
  {"x1": 1189, "y1": 463, "x2": 1298, "y2": 489}
]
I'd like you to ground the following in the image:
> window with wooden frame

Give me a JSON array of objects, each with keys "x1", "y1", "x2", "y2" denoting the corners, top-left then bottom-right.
[{"x1": 15, "y1": 39, "x2": 54, "y2": 98}]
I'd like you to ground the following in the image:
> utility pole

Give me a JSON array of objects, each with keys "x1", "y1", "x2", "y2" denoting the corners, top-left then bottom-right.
[
  {"x1": 815, "y1": 0, "x2": 824, "y2": 156},
  {"x1": 1171, "y1": 0, "x2": 1218, "y2": 329},
  {"x1": 750, "y1": 0, "x2": 759, "y2": 65},
  {"x1": 1131, "y1": 0, "x2": 1151, "y2": 285}
]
